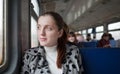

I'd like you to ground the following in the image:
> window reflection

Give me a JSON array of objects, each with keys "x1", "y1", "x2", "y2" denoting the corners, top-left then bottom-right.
[{"x1": 0, "y1": 0, "x2": 3, "y2": 65}]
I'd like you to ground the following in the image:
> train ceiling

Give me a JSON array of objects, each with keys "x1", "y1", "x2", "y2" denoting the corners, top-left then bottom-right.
[{"x1": 40, "y1": 0, "x2": 120, "y2": 31}]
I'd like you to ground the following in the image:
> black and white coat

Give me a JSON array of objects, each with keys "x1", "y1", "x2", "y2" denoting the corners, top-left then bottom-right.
[{"x1": 21, "y1": 44, "x2": 84, "y2": 74}]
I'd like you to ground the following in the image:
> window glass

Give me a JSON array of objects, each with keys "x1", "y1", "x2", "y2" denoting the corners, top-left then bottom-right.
[
  {"x1": 82, "y1": 30, "x2": 86, "y2": 34},
  {"x1": 31, "y1": 17, "x2": 38, "y2": 47},
  {"x1": 82, "y1": 30, "x2": 87, "y2": 39},
  {"x1": 96, "y1": 26, "x2": 104, "y2": 32},
  {"x1": 109, "y1": 31, "x2": 120, "y2": 40},
  {"x1": 91, "y1": 34, "x2": 93, "y2": 39},
  {"x1": 88, "y1": 28, "x2": 92, "y2": 33},
  {"x1": 0, "y1": 0, "x2": 3, "y2": 65},
  {"x1": 31, "y1": 0, "x2": 39, "y2": 16},
  {"x1": 83, "y1": 35, "x2": 86, "y2": 40},
  {"x1": 108, "y1": 22, "x2": 120, "y2": 30},
  {"x1": 78, "y1": 31, "x2": 81, "y2": 34},
  {"x1": 96, "y1": 33, "x2": 103, "y2": 40}
]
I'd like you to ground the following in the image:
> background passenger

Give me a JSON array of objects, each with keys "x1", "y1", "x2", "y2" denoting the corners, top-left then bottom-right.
[
  {"x1": 76, "y1": 34, "x2": 85, "y2": 48},
  {"x1": 109, "y1": 33, "x2": 114, "y2": 40},
  {"x1": 97, "y1": 33, "x2": 111, "y2": 48},
  {"x1": 109, "y1": 33, "x2": 116, "y2": 47},
  {"x1": 86, "y1": 34, "x2": 92, "y2": 42},
  {"x1": 67, "y1": 31, "x2": 77, "y2": 45},
  {"x1": 21, "y1": 12, "x2": 83, "y2": 74},
  {"x1": 76, "y1": 34, "x2": 85, "y2": 43},
  {"x1": 91, "y1": 35, "x2": 97, "y2": 42}
]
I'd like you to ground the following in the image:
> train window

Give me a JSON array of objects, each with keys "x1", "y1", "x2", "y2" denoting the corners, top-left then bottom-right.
[
  {"x1": 109, "y1": 31, "x2": 120, "y2": 40},
  {"x1": 108, "y1": 22, "x2": 120, "y2": 40},
  {"x1": 88, "y1": 28, "x2": 92, "y2": 33},
  {"x1": 96, "y1": 26, "x2": 104, "y2": 32},
  {"x1": 96, "y1": 33, "x2": 103, "y2": 40},
  {"x1": 31, "y1": 16, "x2": 38, "y2": 47},
  {"x1": 31, "y1": 0, "x2": 39, "y2": 16},
  {"x1": 0, "y1": 0, "x2": 3, "y2": 65},
  {"x1": 75, "y1": 31, "x2": 81, "y2": 34},
  {"x1": 96, "y1": 26, "x2": 104, "y2": 40},
  {"x1": 83, "y1": 35, "x2": 86, "y2": 39},
  {"x1": 108, "y1": 22, "x2": 120, "y2": 30},
  {"x1": 88, "y1": 28, "x2": 93, "y2": 39},
  {"x1": 82, "y1": 30, "x2": 87, "y2": 34},
  {"x1": 78, "y1": 31, "x2": 82, "y2": 34},
  {"x1": 82, "y1": 30, "x2": 87, "y2": 39}
]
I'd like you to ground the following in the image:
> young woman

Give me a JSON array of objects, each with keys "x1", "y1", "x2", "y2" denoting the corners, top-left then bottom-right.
[
  {"x1": 67, "y1": 32, "x2": 77, "y2": 44},
  {"x1": 97, "y1": 33, "x2": 111, "y2": 48},
  {"x1": 21, "y1": 12, "x2": 83, "y2": 74}
]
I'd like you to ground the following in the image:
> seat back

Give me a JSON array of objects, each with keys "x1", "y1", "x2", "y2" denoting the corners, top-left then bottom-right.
[
  {"x1": 83, "y1": 42, "x2": 97, "y2": 47},
  {"x1": 80, "y1": 48, "x2": 120, "y2": 74}
]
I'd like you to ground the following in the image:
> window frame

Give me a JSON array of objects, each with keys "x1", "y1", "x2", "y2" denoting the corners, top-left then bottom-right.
[
  {"x1": 0, "y1": 0, "x2": 4, "y2": 66},
  {"x1": 0, "y1": 0, "x2": 7, "y2": 69},
  {"x1": 0, "y1": 0, "x2": 21, "y2": 73}
]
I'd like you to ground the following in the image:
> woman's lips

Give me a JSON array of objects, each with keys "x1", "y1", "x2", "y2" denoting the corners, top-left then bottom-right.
[{"x1": 40, "y1": 38, "x2": 47, "y2": 41}]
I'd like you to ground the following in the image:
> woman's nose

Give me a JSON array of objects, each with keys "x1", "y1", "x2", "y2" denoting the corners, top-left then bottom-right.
[{"x1": 40, "y1": 28, "x2": 45, "y2": 36}]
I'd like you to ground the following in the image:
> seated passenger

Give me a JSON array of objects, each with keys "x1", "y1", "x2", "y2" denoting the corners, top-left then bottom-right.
[
  {"x1": 76, "y1": 34, "x2": 85, "y2": 48},
  {"x1": 21, "y1": 12, "x2": 83, "y2": 74},
  {"x1": 67, "y1": 32, "x2": 77, "y2": 45},
  {"x1": 91, "y1": 35, "x2": 97, "y2": 42},
  {"x1": 85, "y1": 34, "x2": 92, "y2": 42},
  {"x1": 109, "y1": 33, "x2": 116, "y2": 47},
  {"x1": 109, "y1": 33, "x2": 114, "y2": 40},
  {"x1": 97, "y1": 33, "x2": 111, "y2": 48}
]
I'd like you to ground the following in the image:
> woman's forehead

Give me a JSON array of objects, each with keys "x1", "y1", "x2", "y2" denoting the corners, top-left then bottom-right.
[
  {"x1": 38, "y1": 15, "x2": 56, "y2": 26},
  {"x1": 38, "y1": 15, "x2": 54, "y2": 21}
]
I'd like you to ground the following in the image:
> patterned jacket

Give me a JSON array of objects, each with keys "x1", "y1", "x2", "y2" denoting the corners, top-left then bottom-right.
[{"x1": 21, "y1": 44, "x2": 83, "y2": 74}]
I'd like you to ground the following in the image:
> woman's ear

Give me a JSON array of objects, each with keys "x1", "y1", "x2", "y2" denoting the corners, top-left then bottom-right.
[{"x1": 58, "y1": 29, "x2": 63, "y2": 38}]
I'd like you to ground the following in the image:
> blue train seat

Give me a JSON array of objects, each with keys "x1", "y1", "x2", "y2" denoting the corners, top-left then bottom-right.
[
  {"x1": 80, "y1": 48, "x2": 120, "y2": 74},
  {"x1": 82, "y1": 42, "x2": 97, "y2": 47}
]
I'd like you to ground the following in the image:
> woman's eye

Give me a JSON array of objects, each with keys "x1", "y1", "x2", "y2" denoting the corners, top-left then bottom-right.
[
  {"x1": 37, "y1": 26, "x2": 41, "y2": 30},
  {"x1": 46, "y1": 27, "x2": 53, "y2": 31}
]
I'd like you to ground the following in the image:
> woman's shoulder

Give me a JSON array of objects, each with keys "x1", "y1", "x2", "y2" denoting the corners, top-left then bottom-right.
[
  {"x1": 66, "y1": 44, "x2": 79, "y2": 55},
  {"x1": 66, "y1": 44, "x2": 78, "y2": 49},
  {"x1": 24, "y1": 46, "x2": 40, "y2": 56}
]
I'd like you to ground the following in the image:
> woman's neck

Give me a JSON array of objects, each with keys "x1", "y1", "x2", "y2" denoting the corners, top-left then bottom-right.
[{"x1": 44, "y1": 45, "x2": 57, "y2": 53}]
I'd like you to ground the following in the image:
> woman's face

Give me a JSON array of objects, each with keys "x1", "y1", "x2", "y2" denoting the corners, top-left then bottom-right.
[
  {"x1": 76, "y1": 35, "x2": 84, "y2": 42},
  {"x1": 37, "y1": 15, "x2": 63, "y2": 47},
  {"x1": 68, "y1": 35, "x2": 75, "y2": 43},
  {"x1": 103, "y1": 36, "x2": 109, "y2": 40}
]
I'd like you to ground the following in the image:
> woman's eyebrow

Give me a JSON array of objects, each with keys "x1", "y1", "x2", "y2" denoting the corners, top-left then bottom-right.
[
  {"x1": 45, "y1": 24, "x2": 54, "y2": 27},
  {"x1": 37, "y1": 23, "x2": 55, "y2": 28},
  {"x1": 37, "y1": 24, "x2": 41, "y2": 26}
]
